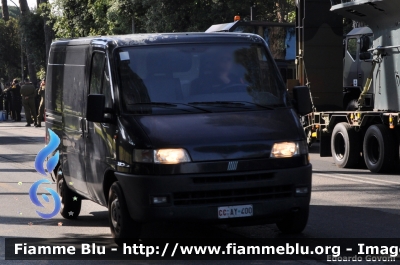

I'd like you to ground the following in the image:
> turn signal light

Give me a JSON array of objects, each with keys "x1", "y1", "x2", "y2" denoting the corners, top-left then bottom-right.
[
  {"x1": 234, "y1": 15, "x2": 240, "y2": 21},
  {"x1": 389, "y1": 114, "x2": 394, "y2": 129}
]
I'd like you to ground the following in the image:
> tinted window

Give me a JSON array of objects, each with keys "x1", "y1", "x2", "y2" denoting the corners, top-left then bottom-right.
[
  {"x1": 117, "y1": 43, "x2": 287, "y2": 114},
  {"x1": 90, "y1": 53, "x2": 105, "y2": 94},
  {"x1": 90, "y1": 52, "x2": 113, "y2": 109},
  {"x1": 102, "y1": 61, "x2": 113, "y2": 108}
]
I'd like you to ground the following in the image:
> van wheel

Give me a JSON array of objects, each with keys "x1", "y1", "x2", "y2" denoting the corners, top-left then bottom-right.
[
  {"x1": 331, "y1": 122, "x2": 360, "y2": 168},
  {"x1": 276, "y1": 207, "x2": 309, "y2": 234},
  {"x1": 57, "y1": 175, "x2": 81, "y2": 219},
  {"x1": 363, "y1": 124, "x2": 398, "y2": 173},
  {"x1": 108, "y1": 182, "x2": 141, "y2": 246}
]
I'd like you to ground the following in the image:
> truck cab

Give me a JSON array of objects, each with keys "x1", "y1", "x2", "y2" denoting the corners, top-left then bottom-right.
[
  {"x1": 206, "y1": 21, "x2": 296, "y2": 85},
  {"x1": 343, "y1": 27, "x2": 374, "y2": 110}
]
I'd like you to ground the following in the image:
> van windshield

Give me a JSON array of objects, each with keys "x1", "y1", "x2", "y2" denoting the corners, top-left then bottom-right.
[{"x1": 117, "y1": 43, "x2": 288, "y2": 114}]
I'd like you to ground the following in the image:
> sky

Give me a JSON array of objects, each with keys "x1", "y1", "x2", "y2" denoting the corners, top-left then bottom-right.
[
  {"x1": 1, "y1": 0, "x2": 39, "y2": 8},
  {"x1": 27, "y1": 0, "x2": 37, "y2": 8}
]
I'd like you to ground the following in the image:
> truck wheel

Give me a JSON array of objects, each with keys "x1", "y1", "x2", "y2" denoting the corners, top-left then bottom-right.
[
  {"x1": 346, "y1": 99, "x2": 358, "y2": 111},
  {"x1": 331, "y1": 122, "x2": 360, "y2": 168},
  {"x1": 108, "y1": 182, "x2": 141, "y2": 246},
  {"x1": 363, "y1": 124, "x2": 398, "y2": 173},
  {"x1": 57, "y1": 174, "x2": 81, "y2": 219},
  {"x1": 276, "y1": 207, "x2": 309, "y2": 234}
]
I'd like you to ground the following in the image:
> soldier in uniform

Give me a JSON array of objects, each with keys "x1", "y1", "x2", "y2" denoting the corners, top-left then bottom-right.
[
  {"x1": 36, "y1": 78, "x2": 45, "y2": 127},
  {"x1": 10, "y1": 79, "x2": 22, "y2": 121},
  {"x1": 20, "y1": 78, "x2": 37, "y2": 127},
  {"x1": 3, "y1": 83, "x2": 12, "y2": 120}
]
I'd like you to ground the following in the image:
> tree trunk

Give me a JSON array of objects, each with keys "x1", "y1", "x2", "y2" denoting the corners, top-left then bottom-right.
[
  {"x1": 18, "y1": 0, "x2": 29, "y2": 15},
  {"x1": 19, "y1": 0, "x2": 38, "y2": 85},
  {"x1": 1, "y1": 0, "x2": 9, "y2": 21},
  {"x1": 39, "y1": 0, "x2": 53, "y2": 67}
]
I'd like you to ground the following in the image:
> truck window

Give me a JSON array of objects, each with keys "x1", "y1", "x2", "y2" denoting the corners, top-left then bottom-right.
[{"x1": 347, "y1": 38, "x2": 357, "y2": 60}]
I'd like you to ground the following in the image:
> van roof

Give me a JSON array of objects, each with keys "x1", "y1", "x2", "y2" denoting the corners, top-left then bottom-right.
[{"x1": 51, "y1": 32, "x2": 265, "y2": 47}]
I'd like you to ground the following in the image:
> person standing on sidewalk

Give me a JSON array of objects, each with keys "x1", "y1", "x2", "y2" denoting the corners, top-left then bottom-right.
[
  {"x1": 3, "y1": 83, "x2": 12, "y2": 120},
  {"x1": 36, "y1": 78, "x2": 45, "y2": 127},
  {"x1": 20, "y1": 78, "x2": 37, "y2": 127},
  {"x1": 10, "y1": 79, "x2": 22, "y2": 121}
]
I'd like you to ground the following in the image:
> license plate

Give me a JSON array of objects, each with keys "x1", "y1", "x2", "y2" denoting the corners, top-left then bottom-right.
[{"x1": 218, "y1": 204, "x2": 253, "y2": 219}]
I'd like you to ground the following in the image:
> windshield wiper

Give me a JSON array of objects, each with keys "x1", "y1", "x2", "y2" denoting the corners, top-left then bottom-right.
[
  {"x1": 188, "y1": 101, "x2": 276, "y2": 109},
  {"x1": 129, "y1": 102, "x2": 213, "y2": 113},
  {"x1": 188, "y1": 101, "x2": 246, "y2": 106},
  {"x1": 235, "y1": 101, "x2": 278, "y2": 109},
  {"x1": 129, "y1": 102, "x2": 178, "y2": 107}
]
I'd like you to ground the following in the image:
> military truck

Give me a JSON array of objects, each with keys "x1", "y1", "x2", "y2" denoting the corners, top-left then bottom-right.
[
  {"x1": 206, "y1": 20, "x2": 296, "y2": 85},
  {"x1": 297, "y1": 0, "x2": 400, "y2": 173}
]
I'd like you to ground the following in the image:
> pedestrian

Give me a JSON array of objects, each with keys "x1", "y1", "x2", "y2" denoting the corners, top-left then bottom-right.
[
  {"x1": 10, "y1": 79, "x2": 22, "y2": 121},
  {"x1": 20, "y1": 78, "x2": 37, "y2": 127},
  {"x1": 3, "y1": 83, "x2": 12, "y2": 120},
  {"x1": 0, "y1": 81, "x2": 4, "y2": 111},
  {"x1": 36, "y1": 78, "x2": 45, "y2": 127}
]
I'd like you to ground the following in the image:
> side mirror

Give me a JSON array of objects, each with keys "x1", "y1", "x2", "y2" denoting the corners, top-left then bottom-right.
[
  {"x1": 360, "y1": 35, "x2": 371, "y2": 53},
  {"x1": 292, "y1": 86, "x2": 313, "y2": 116},
  {"x1": 360, "y1": 52, "x2": 372, "y2": 60},
  {"x1": 87, "y1": 94, "x2": 105, "y2": 122}
]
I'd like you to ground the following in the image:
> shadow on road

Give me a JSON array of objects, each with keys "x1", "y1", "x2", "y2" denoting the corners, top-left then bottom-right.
[{"x1": 0, "y1": 136, "x2": 43, "y2": 145}]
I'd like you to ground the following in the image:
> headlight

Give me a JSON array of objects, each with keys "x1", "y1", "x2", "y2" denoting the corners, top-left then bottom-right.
[
  {"x1": 270, "y1": 141, "x2": 308, "y2": 158},
  {"x1": 133, "y1": 148, "x2": 191, "y2": 164}
]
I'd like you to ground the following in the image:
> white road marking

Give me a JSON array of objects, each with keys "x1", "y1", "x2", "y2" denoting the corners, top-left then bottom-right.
[
  {"x1": 314, "y1": 172, "x2": 400, "y2": 188},
  {"x1": 336, "y1": 173, "x2": 400, "y2": 185}
]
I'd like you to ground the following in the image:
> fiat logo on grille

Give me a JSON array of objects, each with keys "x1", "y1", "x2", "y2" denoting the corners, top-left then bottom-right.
[{"x1": 227, "y1": 161, "x2": 238, "y2": 171}]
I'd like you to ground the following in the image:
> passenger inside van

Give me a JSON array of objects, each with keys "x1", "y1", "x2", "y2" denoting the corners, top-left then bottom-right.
[{"x1": 190, "y1": 52, "x2": 244, "y2": 95}]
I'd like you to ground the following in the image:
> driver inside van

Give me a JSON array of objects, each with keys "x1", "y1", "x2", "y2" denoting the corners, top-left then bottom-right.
[{"x1": 190, "y1": 52, "x2": 243, "y2": 95}]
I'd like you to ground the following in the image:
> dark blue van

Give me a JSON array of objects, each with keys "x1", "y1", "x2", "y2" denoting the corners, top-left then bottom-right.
[{"x1": 45, "y1": 33, "x2": 312, "y2": 244}]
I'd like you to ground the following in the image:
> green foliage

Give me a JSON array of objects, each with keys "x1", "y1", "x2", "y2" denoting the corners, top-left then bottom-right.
[
  {"x1": 49, "y1": 0, "x2": 296, "y2": 37},
  {"x1": 0, "y1": 0, "x2": 298, "y2": 81},
  {"x1": 0, "y1": 18, "x2": 21, "y2": 81},
  {"x1": 0, "y1": 6, "x2": 21, "y2": 19},
  {"x1": 50, "y1": 0, "x2": 139, "y2": 38},
  {"x1": 20, "y1": 11, "x2": 46, "y2": 72}
]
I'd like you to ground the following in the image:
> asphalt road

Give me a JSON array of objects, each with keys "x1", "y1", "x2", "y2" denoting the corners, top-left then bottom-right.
[{"x1": 1, "y1": 118, "x2": 400, "y2": 264}]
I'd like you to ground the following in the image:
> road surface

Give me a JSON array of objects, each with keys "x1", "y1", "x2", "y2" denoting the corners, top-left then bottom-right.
[{"x1": 1, "y1": 119, "x2": 400, "y2": 264}]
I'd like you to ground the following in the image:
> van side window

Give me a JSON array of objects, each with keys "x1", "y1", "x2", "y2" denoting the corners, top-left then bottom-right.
[
  {"x1": 103, "y1": 61, "x2": 112, "y2": 108},
  {"x1": 90, "y1": 52, "x2": 105, "y2": 94},
  {"x1": 347, "y1": 38, "x2": 357, "y2": 60}
]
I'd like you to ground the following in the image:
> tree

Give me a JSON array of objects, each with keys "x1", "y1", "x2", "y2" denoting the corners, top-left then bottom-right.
[
  {"x1": 19, "y1": 0, "x2": 38, "y2": 85},
  {"x1": 0, "y1": 6, "x2": 21, "y2": 19},
  {"x1": 1, "y1": 0, "x2": 9, "y2": 21},
  {"x1": 38, "y1": 0, "x2": 53, "y2": 67},
  {"x1": 0, "y1": 18, "x2": 21, "y2": 80}
]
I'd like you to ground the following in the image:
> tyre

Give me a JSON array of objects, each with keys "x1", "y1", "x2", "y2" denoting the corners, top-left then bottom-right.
[
  {"x1": 346, "y1": 99, "x2": 358, "y2": 111},
  {"x1": 331, "y1": 122, "x2": 360, "y2": 168},
  {"x1": 57, "y1": 173, "x2": 81, "y2": 219},
  {"x1": 276, "y1": 207, "x2": 309, "y2": 234},
  {"x1": 108, "y1": 182, "x2": 141, "y2": 246},
  {"x1": 363, "y1": 124, "x2": 398, "y2": 173}
]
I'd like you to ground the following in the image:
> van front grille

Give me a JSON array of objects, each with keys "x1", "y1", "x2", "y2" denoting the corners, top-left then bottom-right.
[
  {"x1": 173, "y1": 185, "x2": 292, "y2": 206},
  {"x1": 192, "y1": 173, "x2": 274, "y2": 184}
]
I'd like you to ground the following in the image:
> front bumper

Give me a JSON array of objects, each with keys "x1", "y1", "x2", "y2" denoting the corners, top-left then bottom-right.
[{"x1": 115, "y1": 164, "x2": 312, "y2": 224}]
